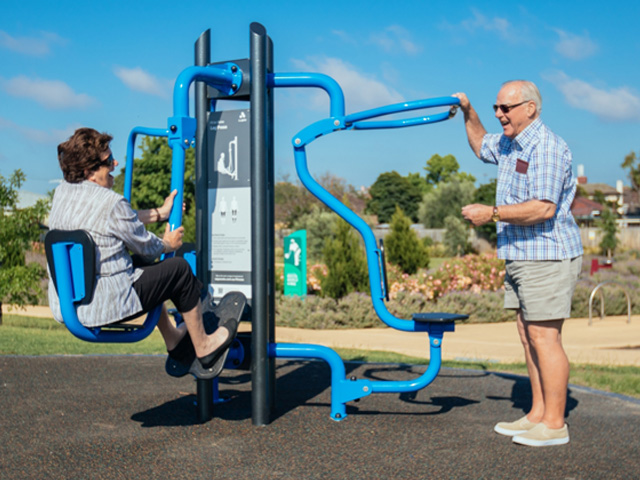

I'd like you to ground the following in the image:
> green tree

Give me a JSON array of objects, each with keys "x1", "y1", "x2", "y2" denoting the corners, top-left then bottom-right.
[
  {"x1": 113, "y1": 136, "x2": 196, "y2": 242},
  {"x1": 597, "y1": 207, "x2": 619, "y2": 257},
  {"x1": 291, "y1": 205, "x2": 337, "y2": 261},
  {"x1": 0, "y1": 170, "x2": 49, "y2": 323},
  {"x1": 424, "y1": 153, "x2": 476, "y2": 191},
  {"x1": 443, "y1": 215, "x2": 472, "y2": 257},
  {"x1": 275, "y1": 180, "x2": 313, "y2": 227},
  {"x1": 321, "y1": 214, "x2": 369, "y2": 299},
  {"x1": 366, "y1": 171, "x2": 422, "y2": 223},
  {"x1": 621, "y1": 151, "x2": 640, "y2": 191},
  {"x1": 472, "y1": 178, "x2": 498, "y2": 244},
  {"x1": 275, "y1": 172, "x2": 362, "y2": 227},
  {"x1": 418, "y1": 177, "x2": 476, "y2": 228},
  {"x1": 384, "y1": 206, "x2": 429, "y2": 274}
]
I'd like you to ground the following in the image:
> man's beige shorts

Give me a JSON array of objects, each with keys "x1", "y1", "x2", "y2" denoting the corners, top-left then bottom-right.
[{"x1": 504, "y1": 256, "x2": 582, "y2": 321}]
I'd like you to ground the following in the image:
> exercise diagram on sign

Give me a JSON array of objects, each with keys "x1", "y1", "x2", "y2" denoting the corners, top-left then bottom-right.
[{"x1": 217, "y1": 136, "x2": 238, "y2": 181}]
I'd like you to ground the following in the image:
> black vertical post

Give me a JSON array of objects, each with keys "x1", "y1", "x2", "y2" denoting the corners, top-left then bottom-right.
[
  {"x1": 194, "y1": 30, "x2": 210, "y2": 288},
  {"x1": 266, "y1": 34, "x2": 276, "y2": 412},
  {"x1": 194, "y1": 30, "x2": 214, "y2": 423},
  {"x1": 250, "y1": 22, "x2": 271, "y2": 426}
]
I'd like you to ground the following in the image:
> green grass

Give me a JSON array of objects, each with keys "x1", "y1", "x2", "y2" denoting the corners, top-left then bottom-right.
[
  {"x1": 2, "y1": 315, "x2": 639, "y2": 399},
  {"x1": 0, "y1": 315, "x2": 167, "y2": 356}
]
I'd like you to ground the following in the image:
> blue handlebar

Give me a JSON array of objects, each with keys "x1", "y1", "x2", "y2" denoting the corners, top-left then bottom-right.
[{"x1": 345, "y1": 96, "x2": 459, "y2": 130}]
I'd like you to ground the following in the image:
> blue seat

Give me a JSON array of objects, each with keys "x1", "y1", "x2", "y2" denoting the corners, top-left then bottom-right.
[{"x1": 44, "y1": 229, "x2": 161, "y2": 343}]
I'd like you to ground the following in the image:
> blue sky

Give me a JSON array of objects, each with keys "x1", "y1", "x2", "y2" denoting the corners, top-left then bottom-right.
[{"x1": 2, "y1": 1, "x2": 639, "y2": 199}]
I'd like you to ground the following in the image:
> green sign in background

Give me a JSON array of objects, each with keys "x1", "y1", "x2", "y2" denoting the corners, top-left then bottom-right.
[{"x1": 283, "y1": 230, "x2": 307, "y2": 297}]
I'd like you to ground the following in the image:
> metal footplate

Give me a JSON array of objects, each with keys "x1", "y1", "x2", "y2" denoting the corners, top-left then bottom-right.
[
  {"x1": 412, "y1": 312, "x2": 469, "y2": 323},
  {"x1": 165, "y1": 291, "x2": 247, "y2": 379}
]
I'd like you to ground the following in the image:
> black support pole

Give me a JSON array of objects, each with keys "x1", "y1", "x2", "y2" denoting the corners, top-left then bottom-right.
[
  {"x1": 250, "y1": 22, "x2": 271, "y2": 426},
  {"x1": 266, "y1": 34, "x2": 276, "y2": 413},
  {"x1": 194, "y1": 29, "x2": 213, "y2": 424},
  {"x1": 195, "y1": 30, "x2": 210, "y2": 289}
]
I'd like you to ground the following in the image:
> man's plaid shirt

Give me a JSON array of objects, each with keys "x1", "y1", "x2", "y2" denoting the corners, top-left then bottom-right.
[{"x1": 480, "y1": 117, "x2": 583, "y2": 261}]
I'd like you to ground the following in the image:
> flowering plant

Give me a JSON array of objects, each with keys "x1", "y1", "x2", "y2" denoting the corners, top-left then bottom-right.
[{"x1": 387, "y1": 253, "x2": 505, "y2": 301}]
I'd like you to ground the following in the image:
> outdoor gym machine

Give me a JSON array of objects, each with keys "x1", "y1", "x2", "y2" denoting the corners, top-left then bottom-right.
[{"x1": 46, "y1": 22, "x2": 466, "y2": 426}]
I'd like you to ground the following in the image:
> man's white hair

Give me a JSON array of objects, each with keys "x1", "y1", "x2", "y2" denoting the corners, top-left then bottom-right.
[{"x1": 503, "y1": 80, "x2": 542, "y2": 115}]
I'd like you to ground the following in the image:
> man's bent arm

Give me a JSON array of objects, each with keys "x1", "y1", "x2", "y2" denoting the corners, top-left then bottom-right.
[
  {"x1": 453, "y1": 92, "x2": 487, "y2": 158},
  {"x1": 462, "y1": 200, "x2": 556, "y2": 227}
]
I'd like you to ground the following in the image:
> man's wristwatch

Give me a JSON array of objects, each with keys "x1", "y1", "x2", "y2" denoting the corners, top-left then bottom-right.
[{"x1": 491, "y1": 206, "x2": 500, "y2": 223}]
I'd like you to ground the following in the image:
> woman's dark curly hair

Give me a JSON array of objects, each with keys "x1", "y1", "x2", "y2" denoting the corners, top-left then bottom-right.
[{"x1": 57, "y1": 128, "x2": 113, "y2": 183}]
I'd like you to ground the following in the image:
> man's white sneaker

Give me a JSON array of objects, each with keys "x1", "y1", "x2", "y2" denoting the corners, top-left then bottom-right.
[
  {"x1": 512, "y1": 423, "x2": 570, "y2": 447},
  {"x1": 494, "y1": 415, "x2": 539, "y2": 436}
]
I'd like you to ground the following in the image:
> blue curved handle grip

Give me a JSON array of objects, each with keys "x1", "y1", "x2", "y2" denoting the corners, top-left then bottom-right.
[
  {"x1": 345, "y1": 96, "x2": 460, "y2": 130},
  {"x1": 124, "y1": 127, "x2": 168, "y2": 202}
]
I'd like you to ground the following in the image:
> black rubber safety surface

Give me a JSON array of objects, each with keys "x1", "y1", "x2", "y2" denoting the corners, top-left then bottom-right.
[{"x1": 1, "y1": 356, "x2": 638, "y2": 479}]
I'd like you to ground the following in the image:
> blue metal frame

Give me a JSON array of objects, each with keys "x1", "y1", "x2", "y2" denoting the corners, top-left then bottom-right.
[
  {"x1": 272, "y1": 320, "x2": 452, "y2": 421},
  {"x1": 263, "y1": 72, "x2": 461, "y2": 420},
  {"x1": 290, "y1": 91, "x2": 460, "y2": 332},
  {"x1": 52, "y1": 64, "x2": 242, "y2": 344}
]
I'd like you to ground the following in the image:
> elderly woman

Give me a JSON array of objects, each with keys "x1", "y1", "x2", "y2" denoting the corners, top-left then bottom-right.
[{"x1": 48, "y1": 127, "x2": 236, "y2": 375}]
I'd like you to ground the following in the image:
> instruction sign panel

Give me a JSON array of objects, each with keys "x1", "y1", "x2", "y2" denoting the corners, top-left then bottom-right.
[
  {"x1": 207, "y1": 109, "x2": 251, "y2": 300},
  {"x1": 284, "y1": 230, "x2": 307, "y2": 298}
]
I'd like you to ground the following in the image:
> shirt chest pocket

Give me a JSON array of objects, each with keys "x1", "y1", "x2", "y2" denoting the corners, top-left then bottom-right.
[{"x1": 506, "y1": 171, "x2": 530, "y2": 204}]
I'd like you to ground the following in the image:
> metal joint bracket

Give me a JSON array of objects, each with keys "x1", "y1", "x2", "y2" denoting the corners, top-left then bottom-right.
[
  {"x1": 167, "y1": 116, "x2": 197, "y2": 147},
  {"x1": 292, "y1": 117, "x2": 345, "y2": 147},
  {"x1": 207, "y1": 62, "x2": 243, "y2": 97},
  {"x1": 335, "y1": 378, "x2": 374, "y2": 404}
]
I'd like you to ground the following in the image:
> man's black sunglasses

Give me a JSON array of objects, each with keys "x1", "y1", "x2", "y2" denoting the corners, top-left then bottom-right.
[{"x1": 493, "y1": 101, "x2": 528, "y2": 114}]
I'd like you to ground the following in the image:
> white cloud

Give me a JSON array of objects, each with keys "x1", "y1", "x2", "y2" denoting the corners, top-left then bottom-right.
[
  {"x1": 331, "y1": 30, "x2": 358, "y2": 45},
  {"x1": 2, "y1": 76, "x2": 96, "y2": 109},
  {"x1": 0, "y1": 30, "x2": 66, "y2": 56},
  {"x1": 369, "y1": 25, "x2": 421, "y2": 55},
  {"x1": 113, "y1": 66, "x2": 169, "y2": 98},
  {"x1": 290, "y1": 57, "x2": 404, "y2": 113},
  {"x1": 0, "y1": 116, "x2": 78, "y2": 144},
  {"x1": 544, "y1": 71, "x2": 640, "y2": 122},
  {"x1": 460, "y1": 8, "x2": 519, "y2": 42},
  {"x1": 554, "y1": 29, "x2": 598, "y2": 60}
]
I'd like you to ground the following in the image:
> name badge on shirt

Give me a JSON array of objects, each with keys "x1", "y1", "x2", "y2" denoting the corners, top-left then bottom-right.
[{"x1": 515, "y1": 158, "x2": 529, "y2": 174}]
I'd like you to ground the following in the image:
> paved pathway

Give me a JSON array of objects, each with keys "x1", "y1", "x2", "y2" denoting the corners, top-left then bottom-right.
[{"x1": 7, "y1": 305, "x2": 639, "y2": 366}]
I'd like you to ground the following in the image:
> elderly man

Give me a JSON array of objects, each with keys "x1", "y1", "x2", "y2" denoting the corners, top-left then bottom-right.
[{"x1": 453, "y1": 81, "x2": 583, "y2": 447}]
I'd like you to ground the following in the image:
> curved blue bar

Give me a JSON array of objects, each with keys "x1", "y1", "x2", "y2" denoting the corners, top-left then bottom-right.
[
  {"x1": 270, "y1": 342, "x2": 348, "y2": 420},
  {"x1": 294, "y1": 146, "x2": 422, "y2": 332},
  {"x1": 352, "y1": 110, "x2": 453, "y2": 130},
  {"x1": 124, "y1": 127, "x2": 168, "y2": 202},
  {"x1": 291, "y1": 96, "x2": 461, "y2": 332},
  {"x1": 344, "y1": 96, "x2": 459, "y2": 124},
  {"x1": 167, "y1": 140, "x2": 185, "y2": 233},
  {"x1": 268, "y1": 72, "x2": 345, "y2": 118},
  {"x1": 371, "y1": 341, "x2": 442, "y2": 393},
  {"x1": 173, "y1": 64, "x2": 242, "y2": 117}
]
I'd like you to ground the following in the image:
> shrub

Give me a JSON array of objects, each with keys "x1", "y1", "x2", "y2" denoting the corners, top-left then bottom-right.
[
  {"x1": 321, "y1": 217, "x2": 369, "y2": 299},
  {"x1": 291, "y1": 206, "x2": 337, "y2": 261},
  {"x1": 388, "y1": 253, "x2": 505, "y2": 301},
  {"x1": 276, "y1": 292, "x2": 379, "y2": 329},
  {"x1": 443, "y1": 215, "x2": 472, "y2": 256},
  {"x1": 385, "y1": 206, "x2": 429, "y2": 274}
]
